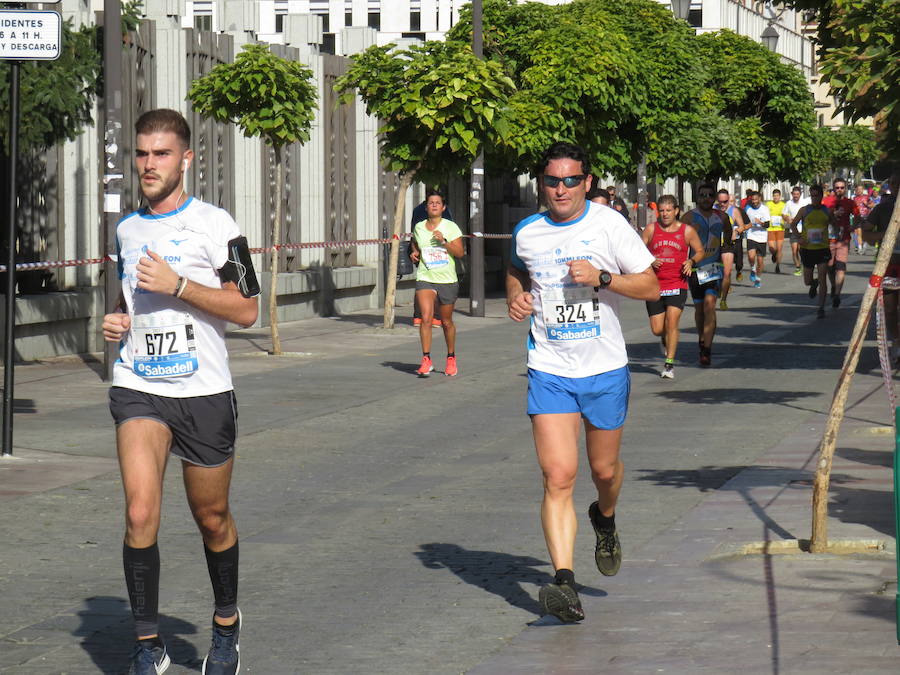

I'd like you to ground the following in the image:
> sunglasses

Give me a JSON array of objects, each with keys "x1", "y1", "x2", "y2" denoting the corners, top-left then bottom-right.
[{"x1": 542, "y1": 174, "x2": 586, "y2": 188}]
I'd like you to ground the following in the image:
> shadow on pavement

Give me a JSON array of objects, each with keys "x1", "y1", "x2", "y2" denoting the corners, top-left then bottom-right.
[
  {"x1": 652, "y1": 388, "x2": 819, "y2": 405},
  {"x1": 638, "y1": 465, "x2": 874, "y2": 541},
  {"x1": 415, "y1": 543, "x2": 558, "y2": 616},
  {"x1": 382, "y1": 360, "x2": 423, "y2": 375},
  {"x1": 836, "y1": 445, "x2": 893, "y2": 468},
  {"x1": 829, "y1": 484, "x2": 896, "y2": 539},
  {"x1": 75, "y1": 596, "x2": 200, "y2": 673}
]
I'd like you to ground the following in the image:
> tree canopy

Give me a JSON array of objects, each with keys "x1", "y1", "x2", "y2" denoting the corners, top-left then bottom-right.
[
  {"x1": 447, "y1": 0, "x2": 821, "y2": 183},
  {"x1": 813, "y1": 124, "x2": 879, "y2": 178},
  {"x1": 188, "y1": 42, "x2": 317, "y2": 148},
  {"x1": 784, "y1": 0, "x2": 898, "y2": 155},
  {"x1": 335, "y1": 40, "x2": 515, "y2": 185}
]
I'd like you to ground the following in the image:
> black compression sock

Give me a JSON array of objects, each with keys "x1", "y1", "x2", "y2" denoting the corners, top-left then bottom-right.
[
  {"x1": 554, "y1": 568, "x2": 575, "y2": 586},
  {"x1": 123, "y1": 542, "x2": 160, "y2": 638},
  {"x1": 204, "y1": 540, "x2": 239, "y2": 621},
  {"x1": 447, "y1": 352, "x2": 455, "y2": 358},
  {"x1": 594, "y1": 511, "x2": 616, "y2": 531},
  {"x1": 423, "y1": 352, "x2": 431, "y2": 358}
]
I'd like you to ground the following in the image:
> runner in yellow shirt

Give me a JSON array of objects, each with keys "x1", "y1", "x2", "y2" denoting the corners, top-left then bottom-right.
[{"x1": 766, "y1": 189, "x2": 787, "y2": 274}]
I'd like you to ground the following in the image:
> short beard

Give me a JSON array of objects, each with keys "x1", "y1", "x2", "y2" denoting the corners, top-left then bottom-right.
[{"x1": 141, "y1": 173, "x2": 182, "y2": 208}]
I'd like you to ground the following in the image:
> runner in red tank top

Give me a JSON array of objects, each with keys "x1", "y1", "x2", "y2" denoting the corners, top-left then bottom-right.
[{"x1": 641, "y1": 195, "x2": 704, "y2": 379}]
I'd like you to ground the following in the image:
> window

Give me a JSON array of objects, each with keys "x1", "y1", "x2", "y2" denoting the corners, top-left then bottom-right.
[
  {"x1": 193, "y1": 0, "x2": 213, "y2": 31},
  {"x1": 194, "y1": 14, "x2": 212, "y2": 31},
  {"x1": 346, "y1": 11, "x2": 353, "y2": 26},
  {"x1": 322, "y1": 33, "x2": 336, "y2": 54},
  {"x1": 410, "y1": 10, "x2": 420, "y2": 31},
  {"x1": 368, "y1": 11, "x2": 380, "y2": 30}
]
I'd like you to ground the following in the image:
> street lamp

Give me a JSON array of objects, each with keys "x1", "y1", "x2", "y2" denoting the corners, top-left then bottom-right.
[
  {"x1": 761, "y1": 23, "x2": 779, "y2": 52},
  {"x1": 671, "y1": 0, "x2": 691, "y2": 21}
]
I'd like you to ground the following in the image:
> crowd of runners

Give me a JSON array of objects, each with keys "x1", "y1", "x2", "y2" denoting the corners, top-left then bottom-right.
[{"x1": 102, "y1": 108, "x2": 895, "y2": 667}]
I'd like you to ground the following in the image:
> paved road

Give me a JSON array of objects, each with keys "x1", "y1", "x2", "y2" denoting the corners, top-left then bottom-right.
[{"x1": 0, "y1": 251, "x2": 891, "y2": 673}]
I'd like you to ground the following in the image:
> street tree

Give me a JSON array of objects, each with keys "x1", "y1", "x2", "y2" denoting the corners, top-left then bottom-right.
[
  {"x1": 785, "y1": 0, "x2": 898, "y2": 154},
  {"x1": 448, "y1": 0, "x2": 818, "y2": 185},
  {"x1": 188, "y1": 42, "x2": 317, "y2": 355},
  {"x1": 812, "y1": 124, "x2": 879, "y2": 182},
  {"x1": 335, "y1": 40, "x2": 515, "y2": 328},
  {"x1": 693, "y1": 29, "x2": 820, "y2": 183}
]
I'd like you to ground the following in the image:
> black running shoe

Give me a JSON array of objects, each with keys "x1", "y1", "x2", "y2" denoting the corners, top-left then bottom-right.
[
  {"x1": 817, "y1": 307, "x2": 826, "y2": 319},
  {"x1": 588, "y1": 501, "x2": 622, "y2": 576},
  {"x1": 832, "y1": 295, "x2": 840, "y2": 308},
  {"x1": 539, "y1": 581, "x2": 584, "y2": 623},
  {"x1": 808, "y1": 279, "x2": 818, "y2": 299},
  {"x1": 202, "y1": 610, "x2": 241, "y2": 675},
  {"x1": 128, "y1": 638, "x2": 170, "y2": 675}
]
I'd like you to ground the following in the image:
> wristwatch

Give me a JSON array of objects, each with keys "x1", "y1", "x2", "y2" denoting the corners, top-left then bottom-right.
[{"x1": 596, "y1": 270, "x2": 613, "y2": 289}]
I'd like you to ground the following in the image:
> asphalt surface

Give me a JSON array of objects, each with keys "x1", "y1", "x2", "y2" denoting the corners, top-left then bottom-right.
[{"x1": 1, "y1": 248, "x2": 898, "y2": 673}]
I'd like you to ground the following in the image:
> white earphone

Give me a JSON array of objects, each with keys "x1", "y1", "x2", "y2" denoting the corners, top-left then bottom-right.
[{"x1": 182, "y1": 159, "x2": 189, "y2": 171}]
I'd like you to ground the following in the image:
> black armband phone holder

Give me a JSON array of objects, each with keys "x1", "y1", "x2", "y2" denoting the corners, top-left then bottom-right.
[{"x1": 219, "y1": 236, "x2": 261, "y2": 298}]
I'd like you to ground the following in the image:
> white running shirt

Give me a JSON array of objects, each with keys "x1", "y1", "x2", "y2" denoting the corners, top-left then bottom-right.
[
  {"x1": 511, "y1": 201, "x2": 655, "y2": 377},
  {"x1": 743, "y1": 204, "x2": 771, "y2": 243},
  {"x1": 113, "y1": 197, "x2": 241, "y2": 397},
  {"x1": 782, "y1": 197, "x2": 810, "y2": 233}
]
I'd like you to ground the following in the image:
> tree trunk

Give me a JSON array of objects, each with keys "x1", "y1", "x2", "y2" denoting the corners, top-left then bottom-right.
[
  {"x1": 383, "y1": 172, "x2": 414, "y2": 329},
  {"x1": 810, "y1": 195, "x2": 900, "y2": 552},
  {"x1": 268, "y1": 146, "x2": 283, "y2": 355}
]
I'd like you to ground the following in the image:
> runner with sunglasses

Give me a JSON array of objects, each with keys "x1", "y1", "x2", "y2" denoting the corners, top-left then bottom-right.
[
  {"x1": 507, "y1": 142, "x2": 657, "y2": 623},
  {"x1": 681, "y1": 184, "x2": 733, "y2": 366},
  {"x1": 714, "y1": 189, "x2": 744, "y2": 310}
]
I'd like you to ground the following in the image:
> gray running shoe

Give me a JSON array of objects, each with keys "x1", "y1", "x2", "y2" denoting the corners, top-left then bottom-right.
[
  {"x1": 202, "y1": 609, "x2": 241, "y2": 675},
  {"x1": 588, "y1": 501, "x2": 622, "y2": 576},
  {"x1": 539, "y1": 582, "x2": 584, "y2": 623},
  {"x1": 128, "y1": 638, "x2": 170, "y2": 675}
]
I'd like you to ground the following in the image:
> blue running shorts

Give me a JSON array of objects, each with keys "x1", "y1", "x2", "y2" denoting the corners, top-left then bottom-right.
[{"x1": 527, "y1": 366, "x2": 631, "y2": 430}]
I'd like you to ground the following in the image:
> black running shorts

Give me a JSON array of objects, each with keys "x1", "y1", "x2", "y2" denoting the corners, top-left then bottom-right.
[
  {"x1": 109, "y1": 387, "x2": 238, "y2": 467},
  {"x1": 747, "y1": 240, "x2": 767, "y2": 255},
  {"x1": 645, "y1": 288, "x2": 688, "y2": 316},
  {"x1": 799, "y1": 248, "x2": 831, "y2": 269}
]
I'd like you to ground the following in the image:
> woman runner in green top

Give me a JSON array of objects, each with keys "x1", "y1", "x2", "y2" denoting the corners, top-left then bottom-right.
[{"x1": 409, "y1": 188, "x2": 466, "y2": 376}]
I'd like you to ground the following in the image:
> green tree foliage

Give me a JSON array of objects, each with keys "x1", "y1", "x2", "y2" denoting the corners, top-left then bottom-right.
[
  {"x1": 188, "y1": 43, "x2": 318, "y2": 354},
  {"x1": 784, "y1": 0, "x2": 898, "y2": 154},
  {"x1": 695, "y1": 30, "x2": 819, "y2": 182},
  {"x1": 813, "y1": 124, "x2": 879, "y2": 177},
  {"x1": 0, "y1": 20, "x2": 101, "y2": 154},
  {"x1": 188, "y1": 43, "x2": 317, "y2": 149},
  {"x1": 335, "y1": 40, "x2": 514, "y2": 327},
  {"x1": 448, "y1": 0, "x2": 820, "y2": 183},
  {"x1": 335, "y1": 40, "x2": 514, "y2": 183}
]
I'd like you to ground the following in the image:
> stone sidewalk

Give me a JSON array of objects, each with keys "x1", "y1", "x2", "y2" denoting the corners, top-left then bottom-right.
[
  {"x1": 472, "y1": 368, "x2": 900, "y2": 674},
  {"x1": 1, "y1": 288, "x2": 899, "y2": 673}
]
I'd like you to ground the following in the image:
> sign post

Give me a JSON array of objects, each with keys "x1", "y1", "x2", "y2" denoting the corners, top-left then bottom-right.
[{"x1": 0, "y1": 6, "x2": 61, "y2": 458}]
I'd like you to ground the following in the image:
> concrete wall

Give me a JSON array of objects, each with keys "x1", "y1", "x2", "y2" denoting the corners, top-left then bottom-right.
[{"x1": 10, "y1": 0, "x2": 395, "y2": 362}]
